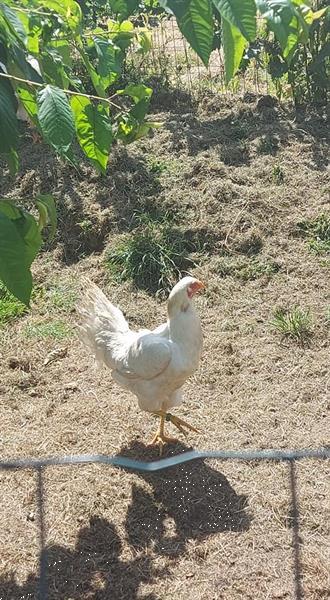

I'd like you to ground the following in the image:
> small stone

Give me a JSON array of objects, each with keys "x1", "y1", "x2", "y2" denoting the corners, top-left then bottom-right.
[{"x1": 27, "y1": 511, "x2": 35, "y2": 522}]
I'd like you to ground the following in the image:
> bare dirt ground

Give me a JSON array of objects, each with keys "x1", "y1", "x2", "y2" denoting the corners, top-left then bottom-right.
[{"x1": 0, "y1": 91, "x2": 329, "y2": 599}]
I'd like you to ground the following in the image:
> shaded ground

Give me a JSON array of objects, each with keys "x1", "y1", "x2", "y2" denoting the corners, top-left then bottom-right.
[{"x1": 0, "y1": 92, "x2": 329, "y2": 599}]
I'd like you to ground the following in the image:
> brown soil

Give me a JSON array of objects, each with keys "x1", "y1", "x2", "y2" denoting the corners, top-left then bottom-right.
[{"x1": 0, "y1": 92, "x2": 329, "y2": 599}]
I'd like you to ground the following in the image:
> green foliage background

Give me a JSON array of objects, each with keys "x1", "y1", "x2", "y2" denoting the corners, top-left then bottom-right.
[{"x1": 0, "y1": 0, "x2": 328, "y2": 304}]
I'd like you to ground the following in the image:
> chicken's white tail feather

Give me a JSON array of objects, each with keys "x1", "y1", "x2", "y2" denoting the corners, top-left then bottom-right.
[{"x1": 77, "y1": 281, "x2": 129, "y2": 364}]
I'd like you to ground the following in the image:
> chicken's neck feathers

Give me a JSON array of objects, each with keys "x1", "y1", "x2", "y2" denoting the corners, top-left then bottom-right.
[{"x1": 168, "y1": 303, "x2": 201, "y2": 346}]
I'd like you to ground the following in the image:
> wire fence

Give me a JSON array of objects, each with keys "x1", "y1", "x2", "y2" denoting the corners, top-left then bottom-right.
[
  {"x1": 127, "y1": 17, "x2": 271, "y2": 98},
  {"x1": 1, "y1": 446, "x2": 329, "y2": 600}
]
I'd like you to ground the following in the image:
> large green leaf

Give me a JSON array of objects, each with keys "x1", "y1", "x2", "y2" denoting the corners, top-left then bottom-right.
[
  {"x1": 162, "y1": 0, "x2": 213, "y2": 66},
  {"x1": 0, "y1": 2, "x2": 27, "y2": 43},
  {"x1": 37, "y1": 85, "x2": 75, "y2": 154},
  {"x1": 71, "y1": 95, "x2": 112, "y2": 173},
  {"x1": 0, "y1": 199, "x2": 22, "y2": 220},
  {"x1": 0, "y1": 200, "x2": 42, "y2": 265},
  {"x1": 213, "y1": 0, "x2": 257, "y2": 41},
  {"x1": 0, "y1": 212, "x2": 32, "y2": 305},
  {"x1": 256, "y1": 0, "x2": 296, "y2": 50},
  {"x1": 16, "y1": 87, "x2": 38, "y2": 124},
  {"x1": 0, "y1": 202, "x2": 42, "y2": 305},
  {"x1": 0, "y1": 78, "x2": 18, "y2": 154},
  {"x1": 222, "y1": 17, "x2": 246, "y2": 82},
  {"x1": 93, "y1": 36, "x2": 122, "y2": 89},
  {"x1": 108, "y1": 19, "x2": 136, "y2": 51}
]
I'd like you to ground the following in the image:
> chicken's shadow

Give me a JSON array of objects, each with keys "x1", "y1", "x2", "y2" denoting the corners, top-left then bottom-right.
[{"x1": 118, "y1": 440, "x2": 251, "y2": 557}]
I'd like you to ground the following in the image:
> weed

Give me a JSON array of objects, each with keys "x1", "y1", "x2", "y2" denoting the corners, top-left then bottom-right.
[
  {"x1": 147, "y1": 156, "x2": 181, "y2": 177},
  {"x1": 215, "y1": 257, "x2": 279, "y2": 280},
  {"x1": 271, "y1": 307, "x2": 312, "y2": 342},
  {"x1": 106, "y1": 215, "x2": 195, "y2": 295},
  {"x1": 46, "y1": 282, "x2": 78, "y2": 313},
  {"x1": 23, "y1": 320, "x2": 73, "y2": 340},
  {"x1": 148, "y1": 158, "x2": 168, "y2": 175},
  {"x1": 297, "y1": 213, "x2": 330, "y2": 254},
  {"x1": 0, "y1": 282, "x2": 27, "y2": 325},
  {"x1": 272, "y1": 164, "x2": 284, "y2": 184},
  {"x1": 235, "y1": 259, "x2": 279, "y2": 281}
]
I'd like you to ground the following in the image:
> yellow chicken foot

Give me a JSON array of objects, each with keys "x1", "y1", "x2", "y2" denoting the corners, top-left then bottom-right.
[
  {"x1": 150, "y1": 409, "x2": 199, "y2": 443},
  {"x1": 165, "y1": 413, "x2": 200, "y2": 436},
  {"x1": 147, "y1": 414, "x2": 178, "y2": 455}
]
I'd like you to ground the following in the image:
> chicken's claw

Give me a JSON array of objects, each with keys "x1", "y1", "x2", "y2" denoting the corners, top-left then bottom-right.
[
  {"x1": 166, "y1": 413, "x2": 200, "y2": 435},
  {"x1": 147, "y1": 432, "x2": 179, "y2": 456},
  {"x1": 149, "y1": 412, "x2": 199, "y2": 455}
]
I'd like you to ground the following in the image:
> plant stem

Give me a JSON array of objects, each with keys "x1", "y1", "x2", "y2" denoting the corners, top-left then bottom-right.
[
  {"x1": 302, "y1": 44, "x2": 312, "y2": 103},
  {"x1": 0, "y1": 72, "x2": 122, "y2": 109}
]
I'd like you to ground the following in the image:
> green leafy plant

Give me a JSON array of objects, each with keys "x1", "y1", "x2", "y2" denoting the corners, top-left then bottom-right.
[
  {"x1": 271, "y1": 306, "x2": 313, "y2": 342},
  {"x1": 257, "y1": 1, "x2": 329, "y2": 104},
  {"x1": 298, "y1": 213, "x2": 330, "y2": 254},
  {"x1": 0, "y1": 0, "x2": 155, "y2": 304},
  {"x1": 106, "y1": 215, "x2": 195, "y2": 294},
  {"x1": 0, "y1": 0, "x2": 156, "y2": 174},
  {"x1": 1, "y1": 0, "x2": 326, "y2": 306}
]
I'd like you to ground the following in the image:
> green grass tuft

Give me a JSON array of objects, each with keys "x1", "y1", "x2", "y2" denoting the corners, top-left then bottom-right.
[
  {"x1": 24, "y1": 320, "x2": 73, "y2": 340},
  {"x1": 106, "y1": 215, "x2": 195, "y2": 295},
  {"x1": 272, "y1": 164, "x2": 284, "y2": 184},
  {"x1": 0, "y1": 282, "x2": 27, "y2": 325},
  {"x1": 297, "y1": 213, "x2": 330, "y2": 255},
  {"x1": 46, "y1": 282, "x2": 78, "y2": 313},
  {"x1": 215, "y1": 257, "x2": 279, "y2": 281},
  {"x1": 271, "y1": 307, "x2": 313, "y2": 342}
]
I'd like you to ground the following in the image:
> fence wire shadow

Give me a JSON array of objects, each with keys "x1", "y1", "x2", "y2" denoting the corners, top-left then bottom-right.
[{"x1": 1, "y1": 447, "x2": 329, "y2": 600}]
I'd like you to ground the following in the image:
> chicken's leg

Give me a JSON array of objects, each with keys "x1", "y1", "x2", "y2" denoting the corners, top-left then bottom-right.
[
  {"x1": 148, "y1": 410, "x2": 199, "y2": 454},
  {"x1": 147, "y1": 413, "x2": 179, "y2": 455}
]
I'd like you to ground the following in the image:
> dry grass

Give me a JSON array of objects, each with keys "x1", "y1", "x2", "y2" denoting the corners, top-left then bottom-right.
[{"x1": 0, "y1": 93, "x2": 329, "y2": 599}]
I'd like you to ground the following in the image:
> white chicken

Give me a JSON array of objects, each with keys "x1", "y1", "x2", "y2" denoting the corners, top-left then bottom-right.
[{"x1": 78, "y1": 277, "x2": 204, "y2": 451}]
